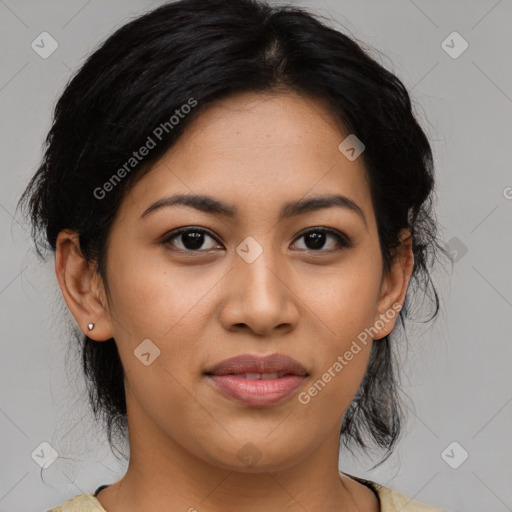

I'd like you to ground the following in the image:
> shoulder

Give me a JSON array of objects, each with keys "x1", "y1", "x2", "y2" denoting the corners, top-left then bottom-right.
[
  {"x1": 46, "y1": 493, "x2": 107, "y2": 512},
  {"x1": 47, "y1": 480, "x2": 448, "y2": 512},
  {"x1": 371, "y1": 481, "x2": 447, "y2": 512},
  {"x1": 342, "y1": 472, "x2": 447, "y2": 512}
]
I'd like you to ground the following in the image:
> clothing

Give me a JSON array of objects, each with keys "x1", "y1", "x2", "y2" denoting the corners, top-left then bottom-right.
[{"x1": 46, "y1": 472, "x2": 446, "y2": 511}]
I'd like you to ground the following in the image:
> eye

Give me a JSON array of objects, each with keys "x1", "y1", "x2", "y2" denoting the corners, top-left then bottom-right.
[
  {"x1": 162, "y1": 227, "x2": 223, "y2": 252},
  {"x1": 161, "y1": 226, "x2": 353, "y2": 254},
  {"x1": 291, "y1": 227, "x2": 353, "y2": 252}
]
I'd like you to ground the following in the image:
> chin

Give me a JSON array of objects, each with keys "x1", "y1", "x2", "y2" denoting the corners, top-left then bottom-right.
[{"x1": 200, "y1": 438, "x2": 309, "y2": 473}]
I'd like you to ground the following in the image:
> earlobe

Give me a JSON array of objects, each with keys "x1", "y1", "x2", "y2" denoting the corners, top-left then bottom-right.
[
  {"x1": 54, "y1": 229, "x2": 113, "y2": 341},
  {"x1": 374, "y1": 228, "x2": 414, "y2": 338}
]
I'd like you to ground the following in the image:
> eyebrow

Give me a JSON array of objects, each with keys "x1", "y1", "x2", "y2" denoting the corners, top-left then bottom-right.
[{"x1": 141, "y1": 193, "x2": 367, "y2": 226}]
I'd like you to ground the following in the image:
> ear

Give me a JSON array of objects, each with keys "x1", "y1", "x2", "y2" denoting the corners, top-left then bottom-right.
[
  {"x1": 55, "y1": 229, "x2": 114, "y2": 341},
  {"x1": 373, "y1": 228, "x2": 414, "y2": 339}
]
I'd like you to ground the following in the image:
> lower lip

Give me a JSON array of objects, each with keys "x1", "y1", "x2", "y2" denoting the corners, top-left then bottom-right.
[{"x1": 205, "y1": 374, "x2": 306, "y2": 407}]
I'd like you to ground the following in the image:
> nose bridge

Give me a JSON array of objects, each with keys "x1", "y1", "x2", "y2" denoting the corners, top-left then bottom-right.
[
  {"x1": 226, "y1": 235, "x2": 298, "y2": 334},
  {"x1": 237, "y1": 241, "x2": 283, "y2": 306}
]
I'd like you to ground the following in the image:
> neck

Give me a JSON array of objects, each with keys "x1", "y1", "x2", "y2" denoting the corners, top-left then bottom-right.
[{"x1": 95, "y1": 395, "x2": 379, "y2": 511}]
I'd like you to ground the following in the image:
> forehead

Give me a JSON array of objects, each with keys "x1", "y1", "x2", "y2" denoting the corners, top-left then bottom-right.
[{"x1": 118, "y1": 91, "x2": 375, "y2": 227}]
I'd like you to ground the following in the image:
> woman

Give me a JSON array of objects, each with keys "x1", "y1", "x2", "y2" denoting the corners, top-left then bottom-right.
[{"x1": 19, "y1": 0, "x2": 451, "y2": 510}]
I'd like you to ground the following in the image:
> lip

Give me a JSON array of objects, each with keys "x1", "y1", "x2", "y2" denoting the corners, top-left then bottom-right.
[{"x1": 204, "y1": 353, "x2": 308, "y2": 407}]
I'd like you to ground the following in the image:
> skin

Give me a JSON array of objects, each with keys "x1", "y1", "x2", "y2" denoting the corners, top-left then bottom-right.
[{"x1": 55, "y1": 91, "x2": 413, "y2": 512}]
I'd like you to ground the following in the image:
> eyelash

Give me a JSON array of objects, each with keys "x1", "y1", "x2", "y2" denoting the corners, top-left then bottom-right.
[{"x1": 161, "y1": 226, "x2": 353, "y2": 254}]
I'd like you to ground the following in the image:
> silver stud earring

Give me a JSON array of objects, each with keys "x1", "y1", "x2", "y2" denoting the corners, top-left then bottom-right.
[{"x1": 87, "y1": 322, "x2": 95, "y2": 331}]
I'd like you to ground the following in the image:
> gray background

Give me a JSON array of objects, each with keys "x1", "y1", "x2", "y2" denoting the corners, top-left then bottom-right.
[{"x1": 1, "y1": 1, "x2": 511, "y2": 511}]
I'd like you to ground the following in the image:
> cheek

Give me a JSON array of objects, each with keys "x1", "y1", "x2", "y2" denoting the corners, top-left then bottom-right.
[
  {"x1": 300, "y1": 258, "x2": 382, "y2": 339},
  {"x1": 104, "y1": 247, "x2": 225, "y2": 408},
  {"x1": 291, "y1": 353, "x2": 371, "y2": 451},
  {"x1": 106, "y1": 245, "x2": 221, "y2": 341},
  {"x1": 295, "y1": 257, "x2": 380, "y2": 412},
  {"x1": 298, "y1": 334, "x2": 373, "y2": 429}
]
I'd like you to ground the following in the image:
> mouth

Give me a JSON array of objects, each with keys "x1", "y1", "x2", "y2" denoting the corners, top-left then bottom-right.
[{"x1": 204, "y1": 353, "x2": 309, "y2": 407}]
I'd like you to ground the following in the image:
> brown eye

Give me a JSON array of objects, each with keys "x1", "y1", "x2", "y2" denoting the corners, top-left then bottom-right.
[
  {"x1": 292, "y1": 228, "x2": 353, "y2": 252},
  {"x1": 162, "y1": 227, "x2": 222, "y2": 252}
]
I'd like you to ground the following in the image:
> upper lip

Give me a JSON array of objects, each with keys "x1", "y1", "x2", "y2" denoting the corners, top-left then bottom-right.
[{"x1": 204, "y1": 353, "x2": 308, "y2": 376}]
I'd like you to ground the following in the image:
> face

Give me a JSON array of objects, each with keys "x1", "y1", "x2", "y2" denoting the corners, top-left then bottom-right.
[{"x1": 58, "y1": 91, "x2": 411, "y2": 473}]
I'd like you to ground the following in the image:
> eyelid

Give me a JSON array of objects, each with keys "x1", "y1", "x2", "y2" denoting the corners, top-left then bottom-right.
[
  {"x1": 292, "y1": 227, "x2": 354, "y2": 250},
  {"x1": 161, "y1": 226, "x2": 353, "y2": 252},
  {"x1": 161, "y1": 226, "x2": 222, "y2": 247}
]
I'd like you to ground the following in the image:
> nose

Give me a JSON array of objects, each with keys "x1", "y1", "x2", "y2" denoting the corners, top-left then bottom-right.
[{"x1": 219, "y1": 249, "x2": 300, "y2": 337}]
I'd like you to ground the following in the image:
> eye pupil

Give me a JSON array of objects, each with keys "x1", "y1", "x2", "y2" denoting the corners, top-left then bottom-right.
[
  {"x1": 182, "y1": 231, "x2": 204, "y2": 250},
  {"x1": 305, "y1": 232, "x2": 326, "y2": 250}
]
